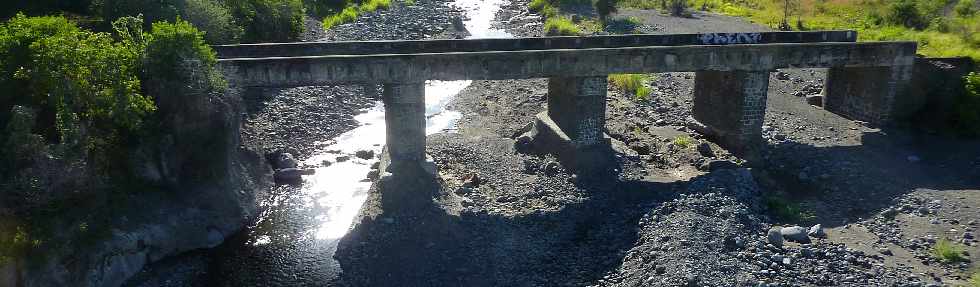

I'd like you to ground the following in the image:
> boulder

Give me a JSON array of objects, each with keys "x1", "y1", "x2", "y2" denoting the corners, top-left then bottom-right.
[
  {"x1": 767, "y1": 227, "x2": 783, "y2": 247},
  {"x1": 781, "y1": 226, "x2": 811, "y2": 243},
  {"x1": 355, "y1": 150, "x2": 375, "y2": 160},
  {"x1": 268, "y1": 152, "x2": 298, "y2": 169},
  {"x1": 274, "y1": 168, "x2": 315, "y2": 183},
  {"x1": 696, "y1": 142, "x2": 714, "y2": 157},
  {"x1": 808, "y1": 224, "x2": 827, "y2": 238}
]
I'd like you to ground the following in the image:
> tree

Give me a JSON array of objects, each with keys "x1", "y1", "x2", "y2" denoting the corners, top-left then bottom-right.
[{"x1": 595, "y1": 0, "x2": 617, "y2": 24}]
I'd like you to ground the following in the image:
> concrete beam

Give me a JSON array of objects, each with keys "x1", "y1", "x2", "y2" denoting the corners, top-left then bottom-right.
[
  {"x1": 219, "y1": 42, "x2": 917, "y2": 87},
  {"x1": 214, "y1": 31, "x2": 857, "y2": 58}
]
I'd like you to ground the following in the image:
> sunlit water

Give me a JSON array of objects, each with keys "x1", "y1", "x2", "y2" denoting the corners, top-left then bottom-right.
[{"x1": 295, "y1": 0, "x2": 515, "y2": 241}]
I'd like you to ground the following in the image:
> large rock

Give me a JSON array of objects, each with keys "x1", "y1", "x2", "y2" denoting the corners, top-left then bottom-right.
[
  {"x1": 274, "y1": 168, "x2": 316, "y2": 183},
  {"x1": 781, "y1": 226, "x2": 811, "y2": 243},
  {"x1": 767, "y1": 227, "x2": 783, "y2": 247},
  {"x1": 808, "y1": 224, "x2": 826, "y2": 238},
  {"x1": 269, "y1": 152, "x2": 299, "y2": 169}
]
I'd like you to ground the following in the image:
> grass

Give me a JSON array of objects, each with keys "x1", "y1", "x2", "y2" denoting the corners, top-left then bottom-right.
[
  {"x1": 687, "y1": 0, "x2": 980, "y2": 62},
  {"x1": 609, "y1": 74, "x2": 653, "y2": 101},
  {"x1": 322, "y1": 0, "x2": 392, "y2": 29},
  {"x1": 931, "y1": 239, "x2": 967, "y2": 263},
  {"x1": 544, "y1": 16, "x2": 582, "y2": 35},
  {"x1": 970, "y1": 271, "x2": 980, "y2": 287},
  {"x1": 764, "y1": 195, "x2": 816, "y2": 223},
  {"x1": 672, "y1": 135, "x2": 693, "y2": 149}
]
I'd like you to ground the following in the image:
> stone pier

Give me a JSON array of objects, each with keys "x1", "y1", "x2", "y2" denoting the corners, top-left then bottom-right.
[
  {"x1": 546, "y1": 77, "x2": 609, "y2": 148},
  {"x1": 692, "y1": 71, "x2": 771, "y2": 155},
  {"x1": 382, "y1": 82, "x2": 427, "y2": 173},
  {"x1": 824, "y1": 65, "x2": 915, "y2": 125}
]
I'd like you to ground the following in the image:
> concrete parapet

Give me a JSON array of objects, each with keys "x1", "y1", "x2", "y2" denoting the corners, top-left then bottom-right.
[
  {"x1": 692, "y1": 70, "x2": 770, "y2": 156},
  {"x1": 824, "y1": 64, "x2": 914, "y2": 125}
]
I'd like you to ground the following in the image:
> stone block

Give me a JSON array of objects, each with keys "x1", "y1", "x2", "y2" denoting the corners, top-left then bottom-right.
[
  {"x1": 383, "y1": 82, "x2": 427, "y2": 172},
  {"x1": 824, "y1": 64, "x2": 914, "y2": 125}
]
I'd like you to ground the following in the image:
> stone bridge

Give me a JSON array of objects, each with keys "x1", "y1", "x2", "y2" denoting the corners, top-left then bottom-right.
[{"x1": 215, "y1": 31, "x2": 916, "y2": 174}]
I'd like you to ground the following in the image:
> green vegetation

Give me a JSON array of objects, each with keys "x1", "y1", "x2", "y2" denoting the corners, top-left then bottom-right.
[
  {"x1": 672, "y1": 135, "x2": 693, "y2": 149},
  {"x1": 954, "y1": 72, "x2": 980, "y2": 137},
  {"x1": 322, "y1": 0, "x2": 391, "y2": 29},
  {"x1": 0, "y1": 14, "x2": 222, "y2": 265},
  {"x1": 970, "y1": 270, "x2": 980, "y2": 287},
  {"x1": 182, "y1": 0, "x2": 243, "y2": 44},
  {"x1": 764, "y1": 195, "x2": 816, "y2": 223},
  {"x1": 931, "y1": 239, "x2": 967, "y2": 263},
  {"x1": 609, "y1": 74, "x2": 652, "y2": 101},
  {"x1": 683, "y1": 0, "x2": 980, "y2": 61},
  {"x1": 227, "y1": 0, "x2": 305, "y2": 43},
  {"x1": 545, "y1": 16, "x2": 582, "y2": 35},
  {"x1": 0, "y1": 14, "x2": 153, "y2": 166}
]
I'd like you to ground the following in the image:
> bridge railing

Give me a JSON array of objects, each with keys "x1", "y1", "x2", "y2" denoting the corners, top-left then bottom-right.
[{"x1": 214, "y1": 30, "x2": 856, "y2": 58}]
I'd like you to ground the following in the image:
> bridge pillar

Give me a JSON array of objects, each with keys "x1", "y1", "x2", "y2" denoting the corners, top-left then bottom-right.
[
  {"x1": 382, "y1": 82, "x2": 427, "y2": 172},
  {"x1": 691, "y1": 70, "x2": 770, "y2": 155},
  {"x1": 546, "y1": 76, "x2": 609, "y2": 148},
  {"x1": 823, "y1": 65, "x2": 914, "y2": 125}
]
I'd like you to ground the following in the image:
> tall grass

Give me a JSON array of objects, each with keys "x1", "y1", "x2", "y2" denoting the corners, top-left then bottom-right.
[
  {"x1": 322, "y1": 0, "x2": 391, "y2": 29},
  {"x1": 609, "y1": 74, "x2": 652, "y2": 101},
  {"x1": 544, "y1": 16, "x2": 582, "y2": 35},
  {"x1": 931, "y1": 239, "x2": 967, "y2": 263}
]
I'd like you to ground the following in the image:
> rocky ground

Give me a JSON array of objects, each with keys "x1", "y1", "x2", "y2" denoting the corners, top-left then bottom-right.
[{"x1": 338, "y1": 3, "x2": 980, "y2": 287}]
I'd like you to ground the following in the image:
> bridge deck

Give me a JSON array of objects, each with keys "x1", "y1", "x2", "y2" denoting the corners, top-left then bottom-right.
[
  {"x1": 214, "y1": 31, "x2": 857, "y2": 58},
  {"x1": 220, "y1": 41, "x2": 916, "y2": 87}
]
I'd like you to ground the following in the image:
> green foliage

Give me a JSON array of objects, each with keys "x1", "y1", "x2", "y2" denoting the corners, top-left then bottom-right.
[
  {"x1": 595, "y1": 0, "x2": 618, "y2": 23},
  {"x1": 226, "y1": 0, "x2": 304, "y2": 43},
  {"x1": 970, "y1": 271, "x2": 980, "y2": 287},
  {"x1": 609, "y1": 74, "x2": 652, "y2": 101},
  {"x1": 1, "y1": 107, "x2": 45, "y2": 173},
  {"x1": 144, "y1": 18, "x2": 224, "y2": 119},
  {"x1": 956, "y1": 0, "x2": 976, "y2": 17},
  {"x1": 931, "y1": 239, "x2": 967, "y2": 263},
  {"x1": 182, "y1": 0, "x2": 243, "y2": 44},
  {"x1": 0, "y1": 14, "x2": 154, "y2": 158},
  {"x1": 1, "y1": 0, "x2": 96, "y2": 19},
  {"x1": 672, "y1": 135, "x2": 693, "y2": 149},
  {"x1": 544, "y1": 16, "x2": 581, "y2": 35},
  {"x1": 322, "y1": 0, "x2": 391, "y2": 30},
  {"x1": 764, "y1": 195, "x2": 815, "y2": 223},
  {"x1": 90, "y1": 0, "x2": 184, "y2": 28},
  {"x1": 886, "y1": 0, "x2": 925, "y2": 29},
  {"x1": 953, "y1": 72, "x2": 980, "y2": 137}
]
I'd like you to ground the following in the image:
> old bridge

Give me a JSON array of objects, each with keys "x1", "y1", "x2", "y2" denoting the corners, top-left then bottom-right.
[{"x1": 215, "y1": 31, "x2": 916, "y2": 175}]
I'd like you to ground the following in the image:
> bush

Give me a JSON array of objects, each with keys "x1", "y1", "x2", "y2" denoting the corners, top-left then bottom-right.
[
  {"x1": 544, "y1": 16, "x2": 581, "y2": 35},
  {"x1": 1, "y1": 106, "x2": 45, "y2": 172},
  {"x1": 144, "y1": 19, "x2": 223, "y2": 109},
  {"x1": 90, "y1": 0, "x2": 184, "y2": 28},
  {"x1": 956, "y1": 0, "x2": 976, "y2": 17},
  {"x1": 609, "y1": 74, "x2": 651, "y2": 100},
  {"x1": 0, "y1": 14, "x2": 154, "y2": 158},
  {"x1": 953, "y1": 72, "x2": 980, "y2": 137},
  {"x1": 931, "y1": 239, "x2": 967, "y2": 263},
  {"x1": 672, "y1": 135, "x2": 693, "y2": 149},
  {"x1": 181, "y1": 0, "x2": 243, "y2": 44},
  {"x1": 227, "y1": 0, "x2": 304, "y2": 43},
  {"x1": 886, "y1": 0, "x2": 925, "y2": 29}
]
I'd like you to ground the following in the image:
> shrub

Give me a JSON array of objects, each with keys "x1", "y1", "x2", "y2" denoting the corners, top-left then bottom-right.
[
  {"x1": 953, "y1": 72, "x2": 980, "y2": 137},
  {"x1": 323, "y1": 6, "x2": 359, "y2": 29},
  {"x1": 672, "y1": 135, "x2": 693, "y2": 149},
  {"x1": 665, "y1": 0, "x2": 687, "y2": 17},
  {"x1": 181, "y1": 0, "x2": 243, "y2": 44},
  {"x1": 764, "y1": 195, "x2": 815, "y2": 223},
  {"x1": 956, "y1": 0, "x2": 976, "y2": 17},
  {"x1": 358, "y1": 0, "x2": 391, "y2": 13},
  {"x1": 886, "y1": 0, "x2": 925, "y2": 29},
  {"x1": 90, "y1": 0, "x2": 184, "y2": 28},
  {"x1": 931, "y1": 239, "x2": 967, "y2": 263},
  {"x1": 227, "y1": 0, "x2": 304, "y2": 43},
  {"x1": 0, "y1": 14, "x2": 154, "y2": 158},
  {"x1": 609, "y1": 74, "x2": 652, "y2": 100},
  {"x1": 544, "y1": 16, "x2": 581, "y2": 35},
  {"x1": 529, "y1": 0, "x2": 550, "y2": 12},
  {"x1": 1, "y1": 106, "x2": 45, "y2": 172},
  {"x1": 144, "y1": 19, "x2": 223, "y2": 109}
]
